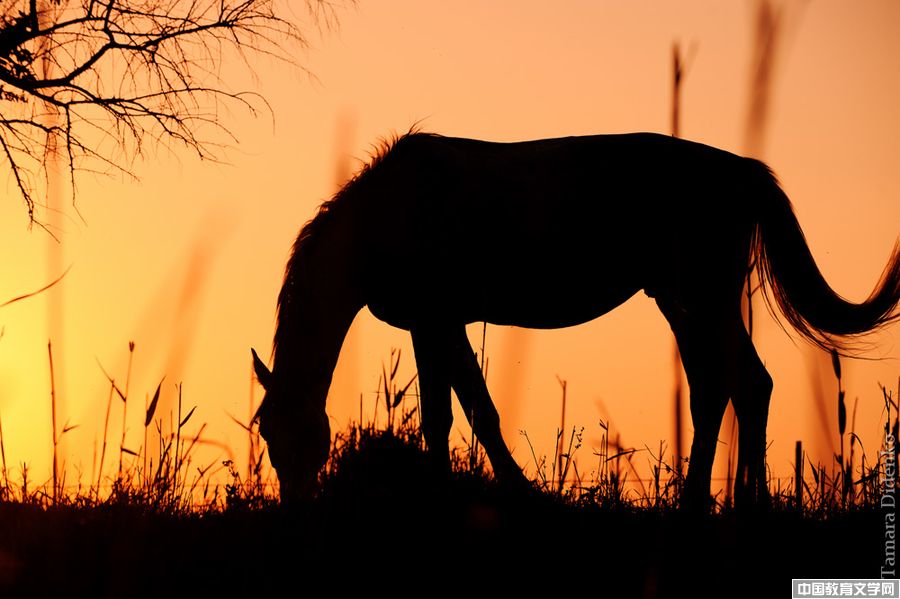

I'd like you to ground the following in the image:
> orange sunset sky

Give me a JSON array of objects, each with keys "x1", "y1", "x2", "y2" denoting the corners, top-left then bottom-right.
[{"x1": 0, "y1": 0, "x2": 898, "y2": 494}]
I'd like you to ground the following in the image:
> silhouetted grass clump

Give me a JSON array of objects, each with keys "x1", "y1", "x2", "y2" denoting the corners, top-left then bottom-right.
[{"x1": 323, "y1": 417, "x2": 436, "y2": 500}]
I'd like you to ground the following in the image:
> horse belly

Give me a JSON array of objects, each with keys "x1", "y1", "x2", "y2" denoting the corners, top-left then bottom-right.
[
  {"x1": 365, "y1": 250, "x2": 641, "y2": 330},
  {"x1": 473, "y1": 265, "x2": 642, "y2": 329}
]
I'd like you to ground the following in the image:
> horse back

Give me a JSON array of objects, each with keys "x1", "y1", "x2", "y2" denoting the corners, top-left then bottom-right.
[{"x1": 358, "y1": 133, "x2": 754, "y2": 328}]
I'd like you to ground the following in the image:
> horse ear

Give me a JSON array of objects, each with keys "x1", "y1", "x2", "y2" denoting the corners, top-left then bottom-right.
[{"x1": 251, "y1": 348, "x2": 272, "y2": 389}]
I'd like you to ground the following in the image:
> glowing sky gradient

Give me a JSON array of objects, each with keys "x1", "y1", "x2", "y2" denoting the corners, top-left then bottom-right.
[{"x1": 0, "y1": 1, "x2": 897, "y2": 495}]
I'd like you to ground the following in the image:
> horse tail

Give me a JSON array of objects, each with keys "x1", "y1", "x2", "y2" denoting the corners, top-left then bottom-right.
[{"x1": 750, "y1": 159, "x2": 900, "y2": 353}]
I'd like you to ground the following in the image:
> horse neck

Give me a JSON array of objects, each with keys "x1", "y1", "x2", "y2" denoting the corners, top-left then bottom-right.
[{"x1": 272, "y1": 235, "x2": 362, "y2": 396}]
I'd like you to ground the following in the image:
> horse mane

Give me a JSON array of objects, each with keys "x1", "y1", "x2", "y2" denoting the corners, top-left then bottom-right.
[{"x1": 273, "y1": 127, "x2": 434, "y2": 358}]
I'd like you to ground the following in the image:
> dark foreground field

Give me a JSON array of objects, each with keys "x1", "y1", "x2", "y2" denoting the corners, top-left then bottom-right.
[
  {"x1": 0, "y1": 427, "x2": 887, "y2": 598},
  {"x1": 0, "y1": 495, "x2": 883, "y2": 597},
  {"x1": 0, "y1": 487, "x2": 882, "y2": 597}
]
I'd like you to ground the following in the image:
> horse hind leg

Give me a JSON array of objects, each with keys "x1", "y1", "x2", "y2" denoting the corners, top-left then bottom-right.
[
  {"x1": 657, "y1": 298, "x2": 737, "y2": 512},
  {"x1": 446, "y1": 326, "x2": 528, "y2": 487},
  {"x1": 411, "y1": 327, "x2": 453, "y2": 473},
  {"x1": 730, "y1": 332, "x2": 773, "y2": 508}
]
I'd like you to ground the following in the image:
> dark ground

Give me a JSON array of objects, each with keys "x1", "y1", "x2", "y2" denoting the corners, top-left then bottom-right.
[{"x1": 0, "y1": 434, "x2": 888, "y2": 597}]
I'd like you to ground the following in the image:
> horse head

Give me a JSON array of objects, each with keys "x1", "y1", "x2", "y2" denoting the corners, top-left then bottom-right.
[{"x1": 252, "y1": 348, "x2": 331, "y2": 502}]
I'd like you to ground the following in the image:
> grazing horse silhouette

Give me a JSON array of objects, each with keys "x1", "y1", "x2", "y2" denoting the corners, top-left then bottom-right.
[{"x1": 252, "y1": 131, "x2": 900, "y2": 508}]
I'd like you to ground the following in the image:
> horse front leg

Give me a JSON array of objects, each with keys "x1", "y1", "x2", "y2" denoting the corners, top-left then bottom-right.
[
  {"x1": 411, "y1": 327, "x2": 453, "y2": 474},
  {"x1": 446, "y1": 326, "x2": 528, "y2": 489}
]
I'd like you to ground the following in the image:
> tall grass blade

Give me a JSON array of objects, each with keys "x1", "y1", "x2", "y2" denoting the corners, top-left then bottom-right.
[
  {"x1": 145, "y1": 378, "x2": 164, "y2": 427},
  {"x1": 48, "y1": 341, "x2": 58, "y2": 504},
  {"x1": 180, "y1": 406, "x2": 197, "y2": 428}
]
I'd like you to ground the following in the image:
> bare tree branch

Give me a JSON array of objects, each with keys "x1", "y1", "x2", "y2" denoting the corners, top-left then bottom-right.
[
  {"x1": 0, "y1": 262, "x2": 70, "y2": 307},
  {"x1": 0, "y1": 0, "x2": 315, "y2": 224}
]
